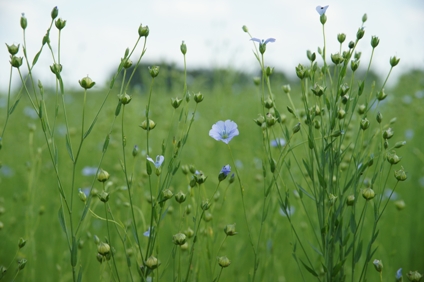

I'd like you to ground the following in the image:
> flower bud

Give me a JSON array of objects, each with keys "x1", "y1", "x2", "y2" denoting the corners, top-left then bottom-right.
[
  {"x1": 218, "y1": 164, "x2": 231, "y2": 182},
  {"x1": 348, "y1": 41, "x2": 355, "y2": 49},
  {"x1": 394, "y1": 141, "x2": 406, "y2": 148},
  {"x1": 362, "y1": 188, "x2": 375, "y2": 200},
  {"x1": 320, "y1": 14, "x2": 327, "y2": 25},
  {"x1": 371, "y1": 36, "x2": 380, "y2": 48},
  {"x1": 339, "y1": 83, "x2": 350, "y2": 96},
  {"x1": 341, "y1": 95, "x2": 349, "y2": 104},
  {"x1": 292, "y1": 123, "x2": 301, "y2": 134},
  {"x1": 346, "y1": 195, "x2": 355, "y2": 206},
  {"x1": 144, "y1": 256, "x2": 160, "y2": 270},
  {"x1": 51, "y1": 6, "x2": 59, "y2": 19},
  {"x1": 384, "y1": 139, "x2": 389, "y2": 150},
  {"x1": 357, "y1": 104, "x2": 366, "y2": 115},
  {"x1": 337, "y1": 33, "x2": 346, "y2": 43},
  {"x1": 394, "y1": 167, "x2": 407, "y2": 181},
  {"x1": 282, "y1": 84, "x2": 291, "y2": 93},
  {"x1": 218, "y1": 256, "x2": 231, "y2": 268},
  {"x1": 266, "y1": 113, "x2": 277, "y2": 126},
  {"x1": 140, "y1": 119, "x2": 156, "y2": 130},
  {"x1": 97, "y1": 242, "x2": 110, "y2": 256},
  {"x1": 351, "y1": 60, "x2": 360, "y2": 71},
  {"x1": 78, "y1": 188, "x2": 87, "y2": 203},
  {"x1": 253, "y1": 77, "x2": 260, "y2": 86},
  {"x1": 377, "y1": 89, "x2": 387, "y2": 101},
  {"x1": 373, "y1": 259, "x2": 383, "y2": 272},
  {"x1": 18, "y1": 238, "x2": 26, "y2": 249},
  {"x1": 406, "y1": 271, "x2": 422, "y2": 282},
  {"x1": 331, "y1": 53, "x2": 344, "y2": 65},
  {"x1": 201, "y1": 200, "x2": 210, "y2": 211},
  {"x1": 20, "y1": 13, "x2": 27, "y2": 30},
  {"x1": 55, "y1": 18, "x2": 66, "y2": 30},
  {"x1": 97, "y1": 169, "x2": 110, "y2": 182},
  {"x1": 254, "y1": 115, "x2": 265, "y2": 127},
  {"x1": 79, "y1": 76, "x2": 95, "y2": 89},
  {"x1": 98, "y1": 191, "x2": 110, "y2": 203},
  {"x1": 203, "y1": 212, "x2": 213, "y2": 222},
  {"x1": 386, "y1": 151, "x2": 401, "y2": 164},
  {"x1": 175, "y1": 191, "x2": 186, "y2": 204},
  {"x1": 180, "y1": 41, "x2": 187, "y2": 55},
  {"x1": 172, "y1": 233, "x2": 186, "y2": 246},
  {"x1": 376, "y1": 112, "x2": 383, "y2": 123},
  {"x1": 194, "y1": 171, "x2": 207, "y2": 185},
  {"x1": 194, "y1": 92, "x2": 204, "y2": 103},
  {"x1": 383, "y1": 128, "x2": 394, "y2": 140},
  {"x1": 138, "y1": 24, "x2": 149, "y2": 37},
  {"x1": 18, "y1": 258, "x2": 27, "y2": 270},
  {"x1": 224, "y1": 224, "x2": 237, "y2": 236},
  {"x1": 118, "y1": 93, "x2": 132, "y2": 105},
  {"x1": 185, "y1": 204, "x2": 192, "y2": 215},
  {"x1": 189, "y1": 165, "x2": 196, "y2": 174},
  {"x1": 395, "y1": 200, "x2": 405, "y2": 211},
  {"x1": 161, "y1": 189, "x2": 173, "y2": 201},
  {"x1": 184, "y1": 227, "x2": 194, "y2": 238},
  {"x1": 360, "y1": 118, "x2": 370, "y2": 130},
  {"x1": 10, "y1": 56, "x2": 23, "y2": 68},
  {"x1": 50, "y1": 63, "x2": 62, "y2": 76},
  {"x1": 390, "y1": 56, "x2": 400, "y2": 67},
  {"x1": 242, "y1": 25, "x2": 248, "y2": 32},
  {"x1": 306, "y1": 50, "x2": 316, "y2": 62},
  {"x1": 5, "y1": 43, "x2": 19, "y2": 55},
  {"x1": 121, "y1": 58, "x2": 132, "y2": 69},
  {"x1": 295, "y1": 64, "x2": 306, "y2": 79},
  {"x1": 311, "y1": 83, "x2": 326, "y2": 97},
  {"x1": 132, "y1": 145, "x2": 139, "y2": 157},
  {"x1": 338, "y1": 109, "x2": 346, "y2": 119},
  {"x1": 148, "y1": 66, "x2": 160, "y2": 78},
  {"x1": 265, "y1": 66, "x2": 274, "y2": 76},
  {"x1": 171, "y1": 97, "x2": 183, "y2": 109},
  {"x1": 362, "y1": 13, "x2": 368, "y2": 23},
  {"x1": 228, "y1": 173, "x2": 235, "y2": 184},
  {"x1": 259, "y1": 42, "x2": 267, "y2": 54}
]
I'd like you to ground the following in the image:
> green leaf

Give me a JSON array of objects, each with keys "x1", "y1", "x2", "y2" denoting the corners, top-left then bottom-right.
[
  {"x1": 331, "y1": 259, "x2": 346, "y2": 277},
  {"x1": 354, "y1": 240, "x2": 363, "y2": 263},
  {"x1": 9, "y1": 98, "x2": 21, "y2": 115},
  {"x1": 102, "y1": 135, "x2": 110, "y2": 153},
  {"x1": 350, "y1": 214, "x2": 357, "y2": 233},
  {"x1": 65, "y1": 134, "x2": 74, "y2": 162},
  {"x1": 32, "y1": 51, "x2": 42, "y2": 66},
  {"x1": 115, "y1": 101, "x2": 122, "y2": 116},
  {"x1": 146, "y1": 159, "x2": 152, "y2": 175},
  {"x1": 84, "y1": 116, "x2": 98, "y2": 139},
  {"x1": 300, "y1": 259, "x2": 318, "y2": 277},
  {"x1": 58, "y1": 207, "x2": 67, "y2": 234},
  {"x1": 297, "y1": 184, "x2": 315, "y2": 201},
  {"x1": 317, "y1": 170, "x2": 327, "y2": 189},
  {"x1": 77, "y1": 265, "x2": 83, "y2": 282},
  {"x1": 71, "y1": 236, "x2": 77, "y2": 267}
]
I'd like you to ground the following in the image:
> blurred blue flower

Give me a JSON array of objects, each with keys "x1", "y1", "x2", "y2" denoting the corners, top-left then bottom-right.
[
  {"x1": 316, "y1": 5, "x2": 329, "y2": 16},
  {"x1": 220, "y1": 164, "x2": 231, "y2": 176},
  {"x1": 82, "y1": 166, "x2": 98, "y2": 176},
  {"x1": 143, "y1": 227, "x2": 151, "y2": 237},
  {"x1": 251, "y1": 38, "x2": 276, "y2": 45},
  {"x1": 24, "y1": 106, "x2": 38, "y2": 119},
  {"x1": 396, "y1": 268, "x2": 402, "y2": 280},
  {"x1": 209, "y1": 120, "x2": 239, "y2": 144},
  {"x1": 271, "y1": 138, "x2": 286, "y2": 147},
  {"x1": 147, "y1": 155, "x2": 164, "y2": 168}
]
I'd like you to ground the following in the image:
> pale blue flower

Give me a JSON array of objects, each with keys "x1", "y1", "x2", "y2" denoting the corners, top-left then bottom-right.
[
  {"x1": 316, "y1": 5, "x2": 329, "y2": 16},
  {"x1": 220, "y1": 165, "x2": 231, "y2": 176},
  {"x1": 396, "y1": 268, "x2": 402, "y2": 280},
  {"x1": 82, "y1": 166, "x2": 98, "y2": 176},
  {"x1": 271, "y1": 138, "x2": 286, "y2": 147},
  {"x1": 143, "y1": 227, "x2": 151, "y2": 237},
  {"x1": 209, "y1": 120, "x2": 239, "y2": 144},
  {"x1": 147, "y1": 155, "x2": 164, "y2": 168},
  {"x1": 251, "y1": 38, "x2": 276, "y2": 44}
]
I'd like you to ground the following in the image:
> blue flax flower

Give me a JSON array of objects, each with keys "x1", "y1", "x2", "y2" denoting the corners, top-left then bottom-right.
[
  {"x1": 250, "y1": 38, "x2": 276, "y2": 45},
  {"x1": 396, "y1": 268, "x2": 402, "y2": 281},
  {"x1": 270, "y1": 138, "x2": 286, "y2": 148},
  {"x1": 316, "y1": 5, "x2": 329, "y2": 16},
  {"x1": 143, "y1": 227, "x2": 151, "y2": 237},
  {"x1": 209, "y1": 120, "x2": 239, "y2": 144},
  {"x1": 147, "y1": 155, "x2": 164, "y2": 168},
  {"x1": 218, "y1": 164, "x2": 231, "y2": 182}
]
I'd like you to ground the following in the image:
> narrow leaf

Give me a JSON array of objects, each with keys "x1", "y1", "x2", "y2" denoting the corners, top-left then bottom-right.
[
  {"x1": 71, "y1": 235, "x2": 77, "y2": 267},
  {"x1": 58, "y1": 207, "x2": 67, "y2": 234},
  {"x1": 300, "y1": 259, "x2": 318, "y2": 277},
  {"x1": 65, "y1": 134, "x2": 74, "y2": 161}
]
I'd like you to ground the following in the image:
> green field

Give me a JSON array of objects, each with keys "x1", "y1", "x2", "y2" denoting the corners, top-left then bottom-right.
[{"x1": 1, "y1": 7, "x2": 424, "y2": 282}]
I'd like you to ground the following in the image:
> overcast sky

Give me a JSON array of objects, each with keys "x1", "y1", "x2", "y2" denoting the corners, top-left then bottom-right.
[{"x1": 1, "y1": 0, "x2": 423, "y2": 91}]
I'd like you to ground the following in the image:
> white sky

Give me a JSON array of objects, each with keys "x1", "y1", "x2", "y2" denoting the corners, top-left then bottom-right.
[{"x1": 1, "y1": 0, "x2": 423, "y2": 91}]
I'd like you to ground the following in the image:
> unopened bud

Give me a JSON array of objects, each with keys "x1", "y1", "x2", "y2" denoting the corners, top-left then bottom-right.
[
  {"x1": 148, "y1": 66, "x2": 160, "y2": 78},
  {"x1": 138, "y1": 24, "x2": 149, "y2": 37},
  {"x1": 10, "y1": 56, "x2": 23, "y2": 68},
  {"x1": 373, "y1": 259, "x2": 383, "y2": 272},
  {"x1": 242, "y1": 25, "x2": 248, "y2": 32},
  {"x1": 171, "y1": 97, "x2": 183, "y2": 109},
  {"x1": 172, "y1": 233, "x2": 186, "y2": 246},
  {"x1": 144, "y1": 256, "x2": 160, "y2": 270},
  {"x1": 218, "y1": 256, "x2": 231, "y2": 268},
  {"x1": 390, "y1": 56, "x2": 400, "y2": 67},
  {"x1": 78, "y1": 188, "x2": 87, "y2": 203},
  {"x1": 97, "y1": 169, "x2": 110, "y2": 182},
  {"x1": 175, "y1": 191, "x2": 186, "y2": 203},
  {"x1": 118, "y1": 93, "x2": 132, "y2": 105},
  {"x1": 79, "y1": 76, "x2": 95, "y2": 90},
  {"x1": 180, "y1": 41, "x2": 187, "y2": 55},
  {"x1": 5, "y1": 43, "x2": 19, "y2": 55},
  {"x1": 377, "y1": 89, "x2": 387, "y2": 101},
  {"x1": 394, "y1": 167, "x2": 407, "y2": 181},
  {"x1": 337, "y1": 33, "x2": 346, "y2": 43},
  {"x1": 282, "y1": 84, "x2": 291, "y2": 93},
  {"x1": 360, "y1": 118, "x2": 370, "y2": 130},
  {"x1": 140, "y1": 119, "x2": 156, "y2": 130},
  {"x1": 376, "y1": 112, "x2": 383, "y2": 123},
  {"x1": 371, "y1": 36, "x2": 380, "y2": 48},
  {"x1": 18, "y1": 238, "x2": 26, "y2": 249},
  {"x1": 97, "y1": 242, "x2": 110, "y2": 256},
  {"x1": 51, "y1": 6, "x2": 59, "y2": 19},
  {"x1": 292, "y1": 123, "x2": 301, "y2": 134},
  {"x1": 98, "y1": 191, "x2": 110, "y2": 203},
  {"x1": 55, "y1": 18, "x2": 66, "y2": 30},
  {"x1": 383, "y1": 128, "x2": 394, "y2": 139},
  {"x1": 224, "y1": 224, "x2": 237, "y2": 236},
  {"x1": 362, "y1": 188, "x2": 375, "y2": 200},
  {"x1": 20, "y1": 13, "x2": 27, "y2": 30},
  {"x1": 346, "y1": 195, "x2": 355, "y2": 206},
  {"x1": 194, "y1": 92, "x2": 204, "y2": 103}
]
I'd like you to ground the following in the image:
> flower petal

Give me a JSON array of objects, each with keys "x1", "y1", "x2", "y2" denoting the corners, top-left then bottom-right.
[
  {"x1": 155, "y1": 155, "x2": 164, "y2": 168},
  {"x1": 316, "y1": 5, "x2": 329, "y2": 16},
  {"x1": 264, "y1": 38, "x2": 276, "y2": 44},
  {"x1": 147, "y1": 156, "x2": 155, "y2": 164},
  {"x1": 250, "y1": 38, "x2": 262, "y2": 43}
]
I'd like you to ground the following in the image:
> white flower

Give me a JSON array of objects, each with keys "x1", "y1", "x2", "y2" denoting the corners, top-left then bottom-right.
[{"x1": 147, "y1": 155, "x2": 164, "y2": 168}]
